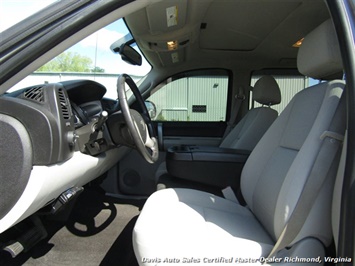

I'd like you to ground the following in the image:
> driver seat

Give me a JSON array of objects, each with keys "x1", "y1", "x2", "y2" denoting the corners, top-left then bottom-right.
[{"x1": 133, "y1": 19, "x2": 345, "y2": 264}]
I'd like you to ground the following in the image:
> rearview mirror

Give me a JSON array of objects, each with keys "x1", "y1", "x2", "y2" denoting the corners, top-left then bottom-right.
[{"x1": 119, "y1": 44, "x2": 142, "y2": 66}]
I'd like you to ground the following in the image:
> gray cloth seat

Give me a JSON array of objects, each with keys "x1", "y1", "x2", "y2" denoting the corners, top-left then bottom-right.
[
  {"x1": 220, "y1": 75, "x2": 281, "y2": 151},
  {"x1": 133, "y1": 19, "x2": 344, "y2": 265}
]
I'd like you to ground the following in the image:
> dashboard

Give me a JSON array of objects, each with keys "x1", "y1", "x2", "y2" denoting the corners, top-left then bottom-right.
[{"x1": 0, "y1": 80, "x2": 127, "y2": 233}]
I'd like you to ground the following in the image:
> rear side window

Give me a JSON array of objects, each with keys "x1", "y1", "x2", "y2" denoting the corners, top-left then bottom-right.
[{"x1": 147, "y1": 69, "x2": 230, "y2": 122}]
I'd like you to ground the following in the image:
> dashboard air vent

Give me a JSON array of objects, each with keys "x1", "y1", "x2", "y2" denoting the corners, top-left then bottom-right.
[
  {"x1": 24, "y1": 86, "x2": 44, "y2": 102},
  {"x1": 58, "y1": 89, "x2": 70, "y2": 120}
]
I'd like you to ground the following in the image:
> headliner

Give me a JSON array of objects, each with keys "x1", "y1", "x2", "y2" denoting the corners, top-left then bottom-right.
[{"x1": 125, "y1": 0, "x2": 330, "y2": 72}]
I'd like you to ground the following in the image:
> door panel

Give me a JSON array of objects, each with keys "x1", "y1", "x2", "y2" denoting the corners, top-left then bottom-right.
[{"x1": 109, "y1": 69, "x2": 232, "y2": 196}]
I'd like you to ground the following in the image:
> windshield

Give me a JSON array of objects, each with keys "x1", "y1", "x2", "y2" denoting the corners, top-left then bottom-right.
[{"x1": 6, "y1": 17, "x2": 151, "y2": 98}]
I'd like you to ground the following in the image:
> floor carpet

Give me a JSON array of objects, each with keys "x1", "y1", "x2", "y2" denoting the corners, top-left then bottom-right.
[{"x1": 0, "y1": 188, "x2": 144, "y2": 266}]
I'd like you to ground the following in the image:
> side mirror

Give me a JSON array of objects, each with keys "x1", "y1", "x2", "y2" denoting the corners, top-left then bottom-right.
[
  {"x1": 145, "y1": 101, "x2": 156, "y2": 119},
  {"x1": 119, "y1": 44, "x2": 142, "y2": 66}
]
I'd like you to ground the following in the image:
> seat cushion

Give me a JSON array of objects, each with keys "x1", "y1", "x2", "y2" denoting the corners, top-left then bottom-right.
[{"x1": 133, "y1": 188, "x2": 274, "y2": 265}]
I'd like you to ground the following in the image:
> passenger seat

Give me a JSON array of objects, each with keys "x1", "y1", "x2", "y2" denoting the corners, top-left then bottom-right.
[
  {"x1": 159, "y1": 76, "x2": 281, "y2": 194},
  {"x1": 220, "y1": 75, "x2": 281, "y2": 152}
]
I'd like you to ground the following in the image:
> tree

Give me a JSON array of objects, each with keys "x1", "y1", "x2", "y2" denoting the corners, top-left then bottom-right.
[
  {"x1": 91, "y1": 66, "x2": 105, "y2": 73},
  {"x1": 37, "y1": 51, "x2": 94, "y2": 72}
]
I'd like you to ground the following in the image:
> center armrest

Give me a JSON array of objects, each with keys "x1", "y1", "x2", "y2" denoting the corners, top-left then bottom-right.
[
  {"x1": 188, "y1": 146, "x2": 249, "y2": 162},
  {"x1": 166, "y1": 145, "x2": 250, "y2": 189}
]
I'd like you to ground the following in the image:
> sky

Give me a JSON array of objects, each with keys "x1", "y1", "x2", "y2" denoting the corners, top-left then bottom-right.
[
  {"x1": 0, "y1": 0, "x2": 57, "y2": 32},
  {"x1": 0, "y1": 0, "x2": 152, "y2": 76}
]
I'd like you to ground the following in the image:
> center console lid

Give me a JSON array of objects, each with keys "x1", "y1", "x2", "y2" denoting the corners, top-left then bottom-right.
[
  {"x1": 166, "y1": 145, "x2": 250, "y2": 189},
  {"x1": 167, "y1": 145, "x2": 250, "y2": 162}
]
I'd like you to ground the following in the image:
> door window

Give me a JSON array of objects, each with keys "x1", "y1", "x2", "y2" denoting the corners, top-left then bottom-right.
[{"x1": 147, "y1": 70, "x2": 230, "y2": 122}]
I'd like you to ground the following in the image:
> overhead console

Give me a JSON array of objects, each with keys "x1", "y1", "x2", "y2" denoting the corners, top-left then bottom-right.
[
  {"x1": 125, "y1": 0, "x2": 197, "y2": 67},
  {"x1": 166, "y1": 145, "x2": 250, "y2": 190}
]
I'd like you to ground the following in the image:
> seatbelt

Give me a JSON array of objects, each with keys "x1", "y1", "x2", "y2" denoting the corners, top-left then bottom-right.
[
  {"x1": 222, "y1": 186, "x2": 240, "y2": 204},
  {"x1": 157, "y1": 122, "x2": 164, "y2": 151},
  {"x1": 332, "y1": 130, "x2": 347, "y2": 252},
  {"x1": 267, "y1": 92, "x2": 346, "y2": 259},
  {"x1": 223, "y1": 86, "x2": 245, "y2": 138}
]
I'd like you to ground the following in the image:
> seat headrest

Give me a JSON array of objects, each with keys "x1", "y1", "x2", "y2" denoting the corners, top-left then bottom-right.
[
  {"x1": 297, "y1": 19, "x2": 343, "y2": 79},
  {"x1": 253, "y1": 75, "x2": 281, "y2": 106}
]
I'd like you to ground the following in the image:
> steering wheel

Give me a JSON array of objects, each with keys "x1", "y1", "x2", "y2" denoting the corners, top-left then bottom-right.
[{"x1": 117, "y1": 74, "x2": 159, "y2": 164}]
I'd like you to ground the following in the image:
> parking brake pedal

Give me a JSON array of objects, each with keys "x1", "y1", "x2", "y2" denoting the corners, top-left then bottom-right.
[
  {"x1": 3, "y1": 216, "x2": 47, "y2": 258},
  {"x1": 3, "y1": 242, "x2": 24, "y2": 258}
]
